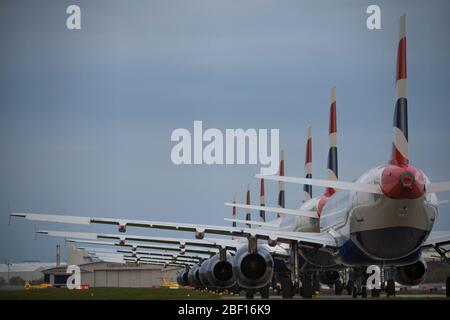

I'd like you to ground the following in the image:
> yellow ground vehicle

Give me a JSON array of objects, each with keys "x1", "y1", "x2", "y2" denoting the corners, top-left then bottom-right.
[
  {"x1": 24, "y1": 281, "x2": 52, "y2": 290},
  {"x1": 160, "y1": 277, "x2": 180, "y2": 289}
]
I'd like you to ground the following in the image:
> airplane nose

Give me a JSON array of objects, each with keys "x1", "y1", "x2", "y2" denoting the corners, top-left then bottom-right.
[{"x1": 381, "y1": 164, "x2": 425, "y2": 199}]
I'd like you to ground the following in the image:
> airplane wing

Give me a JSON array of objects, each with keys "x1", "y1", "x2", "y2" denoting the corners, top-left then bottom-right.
[
  {"x1": 257, "y1": 175, "x2": 450, "y2": 194},
  {"x1": 422, "y1": 231, "x2": 450, "y2": 248},
  {"x1": 97, "y1": 255, "x2": 193, "y2": 268},
  {"x1": 36, "y1": 230, "x2": 240, "y2": 250},
  {"x1": 66, "y1": 238, "x2": 219, "y2": 255},
  {"x1": 223, "y1": 218, "x2": 280, "y2": 228},
  {"x1": 224, "y1": 203, "x2": 318, "y2": 218},
  {"x1": 15, "y1": 213, "x2": 337, "y2": 249},
  {"x1": 256, "y1": 174, "x2": 383, "y2": 194}
]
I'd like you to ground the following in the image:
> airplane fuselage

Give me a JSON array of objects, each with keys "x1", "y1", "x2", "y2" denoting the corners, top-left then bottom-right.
[{"x1": 282, "y1": 165, "x2": 438, "y2": 269}]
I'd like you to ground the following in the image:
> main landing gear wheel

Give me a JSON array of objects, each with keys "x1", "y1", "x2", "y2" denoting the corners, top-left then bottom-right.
[
  {"x1": 386, "y1": 280, "x2": 396, "y2": 297},
  {"x1": 352, "y1": 285, "x2": 358, "y2": 298},
  {"x1": 361, "y1": 286, "x2": 368, "y2": 298},
  {"x1": 346, "y1": 281, "x2": 353, "y2": 295},
  {"x1": 446, "y1": 277, "x2": 450, "y2": 298},
  {"x1": 245, "y1": 289, "x2": 254, "y2": 299},
  {"x1": 260, "y1": 285, "x2": 270, "y2": 299},
  {"x1": 313, "y1": 273, "x2": 320, "y2": 294},
  {"x1": 334, "y1": 279, "x2": 344, "y2": 295},
  {"x1": 301, "y1": 274, "x2": 313, "y2": 299},
  {"x1": 371, "y1": 288, "x2": 381, "y2": 298},
  {"x1": 280, "y1": 276, "x2": 294, "y2": 299}
]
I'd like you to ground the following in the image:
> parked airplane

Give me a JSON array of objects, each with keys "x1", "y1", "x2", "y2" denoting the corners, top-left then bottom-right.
[{"x1": 10, "y1": 15, "x2": 450, "y2": 298}]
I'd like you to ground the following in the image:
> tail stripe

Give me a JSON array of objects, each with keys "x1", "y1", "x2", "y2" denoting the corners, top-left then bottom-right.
[
  {"x1": 391, "y1": 15, "x2": 409, "y2": 165},
  {"x1": 327, "y1": 87, "x2": 338, "y2": 181},
  {"x1": 277, "y1": 150, "x2": 285, "y2": 218},
  {"x1": 260, "y1": 178, "x2": 266, "y2": 222},
  {"x1": 326, "y1": 87, "x2": 338, "y2": 197},
  {"x1": 246, "y1": 185, "x2": 251, "y2": 228},
  {"x1": 303, "y1": 127, "x2": 312, "y2": 201},
  {"x1": 232, "y1": 194, "x2": 237, "y2": 228}
]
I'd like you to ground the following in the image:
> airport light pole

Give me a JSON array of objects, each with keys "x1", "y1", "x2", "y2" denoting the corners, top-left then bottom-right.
[{"x1": 5, "y1": 260, "x2": 11, "y2": 285}]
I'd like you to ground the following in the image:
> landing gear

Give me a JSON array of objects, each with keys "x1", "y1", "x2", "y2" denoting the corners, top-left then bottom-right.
[
  {"x1": 446, "y1": 277, "x2": 450, "y2": 298},
  {"x1": 349, "y1": 268, "x2": 368, "y2": 299},
  {"x1": 301, "y1": 273, "x2": 313, "y2": 299},
  {"x1": 351, "y1": 285, "x2": 358, "y2": 298},
  {"x1": 386, "y1": 279, "x2": 396, "y2": 297},
  {"x1": 346, "y1": 280, "x2": 353, "y2": 295},
  {"x1": 313, "y1": 272, "x2": 320, "y2": 294},
  {"x1": 280, "y1": 276, "x2": 294, "y2": 299},
  {"x1": 260, "y1": 285, "x2": 270, "y2": 299},
  {"x1": 361, "y1": 286, "x2": 368, "y2": 298},
  {"x1": 371, "y1": 288, "x2": 381, "y2": 298},
  {"x1": 334, "y1": 279, "x2": 344, "y2": 295},
  {"x1": 245, "y1": 289, "x2": 254, "y2": 299}
]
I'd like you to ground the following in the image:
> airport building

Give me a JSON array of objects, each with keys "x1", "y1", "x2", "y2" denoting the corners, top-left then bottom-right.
[
  {"x1": 0, "y1": 262, "x2": 60, "y2": 283},
  {"x1": 1, "y1": 245, "x2": 182, "y2": 288},
  {"x1": 42, "y1": 261, "x2": 180, "y2": 288}
]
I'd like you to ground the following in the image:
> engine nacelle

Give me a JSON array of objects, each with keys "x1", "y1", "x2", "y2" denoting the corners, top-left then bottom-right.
[
  {"x1": 195, "y1": 229, "x2": 205, "y2": 240},
  {"x1": 319, "y1": 271, "x2": 340, "y2": 286},
  {"x1": 176, "y1": 269, "x2": 189, "y2": 286},
  {"x1": 187, "y1": 265, "x2": 202, "y2": 287},
  {"x1": 206, "y1": 254, "x2": 236, "y2": 289},
  {"x1": 232, "y1": 245, "x2": 273, "y2": 289},
  {"x1": 395, "y1": 259, "x2": 427, "y2": 286},
  {"x1": 198, "y1": 259, "x2": 213, "y2": 288}
]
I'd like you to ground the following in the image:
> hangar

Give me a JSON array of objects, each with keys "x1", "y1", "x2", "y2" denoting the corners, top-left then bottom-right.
[{"x1": 42, "y1": 261, "x2": 181, "y2": 288}]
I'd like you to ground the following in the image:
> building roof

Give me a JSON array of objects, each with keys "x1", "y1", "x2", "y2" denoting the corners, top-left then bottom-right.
[{"x1": 0, "y1": 262, "x2": 66, "y2": 273}]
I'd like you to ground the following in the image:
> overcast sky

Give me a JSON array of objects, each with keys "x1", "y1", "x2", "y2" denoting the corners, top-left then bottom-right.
[{"x1": 1, "y1": 0, "x2": 450, "y2": 262}]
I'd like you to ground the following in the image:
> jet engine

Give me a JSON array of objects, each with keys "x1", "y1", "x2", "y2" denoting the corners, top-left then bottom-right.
[
  {"x1": 394, "y1": 259, "x2": 427, "y2": 286},
  {"x1": 206, "y1": 254, "x2": 236, "y2": 288},
  {"x1": 232, "y1": 245, "x2": 273, "y2": 288},
  {"x1": 198, "y1": 259, "x2": 213, "y2": 288},
  {"x1": 176, "y1": 269, "x2": 189, "y2": 286},
  {"x1": 187, "y1": 264, "x2": 202, "y2": 287}
]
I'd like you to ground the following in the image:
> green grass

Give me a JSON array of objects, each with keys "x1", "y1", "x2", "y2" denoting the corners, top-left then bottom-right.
[{"x1": 0, "y1": 288, "x2": 221, "y2": 300}]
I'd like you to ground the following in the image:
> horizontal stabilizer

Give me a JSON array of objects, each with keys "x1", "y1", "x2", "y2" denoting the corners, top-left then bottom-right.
[
  {"x1": 426, "y1": 182, "x2": 450, "y2": 193},
  {"x1": 12, "y1": 213, "x2": 92, "y2": 224},
  {"x1": 256, "y1": 175, "x2": 383, "y2": 194},
  {"x1": 224, "y1": 202, "x2": 318, "y2": 218},
  {"x1": 223, "y1": 218, "x2": 279, "y2": 228}
]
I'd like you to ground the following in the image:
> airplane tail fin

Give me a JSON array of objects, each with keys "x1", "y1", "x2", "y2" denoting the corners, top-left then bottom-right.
[
  {"x1": 260, "y1": 178, "x2": 266, "y2": 222},
  {"x1": 326, "y1": 87, "x2": 338, "y2": 197},
  {"x1": 304, "y1": 127, "x2": 313, "y2": 202},
  {"x1": 231, "y1": 194, "x2": 236, "y2": 239},
  {"x1": 390, "y1": 14, "x2": 409, "y2": 166},
  {"x1": 277, "y1": 150, "x2": 285, "y2": 218},
  {"x1": 246, "y1": 184, "x2": 251, "y2": 228},
  {"x1": 232, "y1": 194, "x2": 237, "y2": 227}
]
